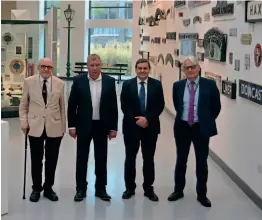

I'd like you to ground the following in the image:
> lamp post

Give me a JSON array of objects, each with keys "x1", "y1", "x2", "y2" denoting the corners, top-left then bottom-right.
[{"x1": 64, "y1": 4, "x2": 75, "y2": 80}]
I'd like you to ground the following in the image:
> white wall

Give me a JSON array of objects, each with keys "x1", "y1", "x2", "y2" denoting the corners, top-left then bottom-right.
[{"x1": 140, "y1": 1, "x2": 262, "y2": 198}]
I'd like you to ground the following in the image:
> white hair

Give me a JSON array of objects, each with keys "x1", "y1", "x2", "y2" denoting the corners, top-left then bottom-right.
[{"x1": 183, "y1": 56, "x2": 199, "y2": 66}]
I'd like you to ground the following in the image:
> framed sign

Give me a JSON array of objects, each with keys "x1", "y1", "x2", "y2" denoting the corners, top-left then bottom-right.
[
  {"x1": 222, "y1": 79, "x2": 237, "y2": 99},
  {"x1": 165, "y1": 53, "x2": 174, "y2": 67},
  {"x1": 174, "y1": 1, "x2": 186, "y2": 8},
  {"x1": 234, "y1": 59, "x2": 240, "y2": 71},
  {"x1": 244, "y1": 54, "x2": 250, "y2": 70},
  {"x1": 254, "y1": 43, "x2": 262, "y2": 67},
  {"x1": 142, "y1": 36, "x2": 150, "y2": 41},
  {"x1": 212, "y1": 0, "x2": 234, "y2": 16},
  {"x1": 239, "y1": 80, "x2": 262, "y2": 105},
  {"x1": 229, "y1": 52, "x2": 233, "y2": 64},
  {"x1": 241, "y1": 34, "x2": 252, "y2": 45},
  {"x1": 203, "y1": 28, "x2": 227, "y2": 62},
  {"x1": 205, "y1": 72, "x2": 222, "y2": 92},
  {"x1": 245, "y1": 1, "x2": 262, "y2": 23},
  {"x1": 188, "y1": 1, "x2": 210, "y2": 8},
  {"x1": 229, "y1": 28, "x2": 237, "y2": 37},
  {"x1": 166, "y1": 32, "x2": 176, "y2": 40},
  {"x1": 197, "y1": 52, "x2": 204, "y2": 61},
  {"x1": 179, "y1": 33, "x2": 199, "y2": 40}
]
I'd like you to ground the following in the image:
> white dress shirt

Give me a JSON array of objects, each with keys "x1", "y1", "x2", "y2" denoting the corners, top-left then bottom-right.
[
  {"x1": 137, "y1": 77, "x2": 148, "y2": 108},
  {"x1": 88, "y1": 73, "x2": 102, "y2": 120},
  {"x1": 39, "y1": 75, "x2": 52, "y2": 99}
]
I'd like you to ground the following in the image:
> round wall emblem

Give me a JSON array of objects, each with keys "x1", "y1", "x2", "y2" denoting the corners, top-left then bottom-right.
[
  {"x1": 9, "y1": 58, "x2": 25, "y2": 74},
  {"x1": 254, "y1": 43, "x2": 262, "y2": 67}
]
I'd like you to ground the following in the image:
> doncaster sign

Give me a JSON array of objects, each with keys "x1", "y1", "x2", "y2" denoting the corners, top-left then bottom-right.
[{"x1": 239, "y1": 80, "x2": 262, "y2": 105}]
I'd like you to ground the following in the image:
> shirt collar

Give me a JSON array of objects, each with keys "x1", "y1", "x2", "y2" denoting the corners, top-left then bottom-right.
[
  {"x1": 187, "y1": 76, "x2": 199, "y2": 85},
  {"x1": 137, "y1": 77, "x2": 148, "y2": 85},
  {"x1": 88, "y1": 73, "x2": 102, "y2": 81},
  {"x1": 40, "y1": 75, "x2": 51, "y2": 83}
]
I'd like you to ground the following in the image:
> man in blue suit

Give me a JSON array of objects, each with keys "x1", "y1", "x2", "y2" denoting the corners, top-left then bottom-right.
[
  {"x1": 168, "y1": 56, "x2": 221, "y2": 207},
  {"x1": 67, "y1": 54, "x2": 118, "y2": 202}
]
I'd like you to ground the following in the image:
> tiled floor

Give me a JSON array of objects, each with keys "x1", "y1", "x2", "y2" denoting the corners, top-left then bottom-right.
[{"x1": 2, "y1": 82, "x2": 262, "y2": 220}]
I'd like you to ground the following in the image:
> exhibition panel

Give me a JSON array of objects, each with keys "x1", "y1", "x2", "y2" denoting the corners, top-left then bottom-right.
[
  {"x1": 1, "y1": 20, "x2": 47, "y2": 118},
  {"x1": 137, "y1": 0, "x2": 262, "y2": 203}
]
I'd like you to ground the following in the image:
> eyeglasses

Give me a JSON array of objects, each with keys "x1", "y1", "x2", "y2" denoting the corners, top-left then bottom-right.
[
  {"x1": 183, "y1": 65, "x2": 197, "y2": 70},
  {"x1": 40, "y1": 65, "x2": 53, "y2": 70}
]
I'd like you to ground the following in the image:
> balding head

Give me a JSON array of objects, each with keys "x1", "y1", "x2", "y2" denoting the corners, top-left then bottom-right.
[{"x1": 38, "y1": 57, "x2": 53, "y2": 79}]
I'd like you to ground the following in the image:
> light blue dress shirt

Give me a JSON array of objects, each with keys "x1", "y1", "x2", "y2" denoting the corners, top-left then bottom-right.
[{"x1": 181, "y1": 76, "x2": 200, "y2": 122}]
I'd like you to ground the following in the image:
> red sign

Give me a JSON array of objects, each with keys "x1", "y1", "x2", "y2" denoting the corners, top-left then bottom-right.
[{"x1": 254, "y1": 43, "x2": 262, "y2": 67}]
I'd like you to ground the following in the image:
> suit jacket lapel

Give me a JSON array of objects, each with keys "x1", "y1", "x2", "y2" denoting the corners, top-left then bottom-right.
[
  {"x1": 197, "y1": 77, "x2": 204, "y2": 110},
  {"x1": 146, "y1": 77, "x2": 153, "y2": 111},
  {"x1": 180, "y1": 80, "x2": 187, "y2": 102},
  {"x1": 100, "y1": 75, "x2": 107, "y2": 104},
  {"x1": 131, "y1": 77, "x2": 140, "y2": 106}
]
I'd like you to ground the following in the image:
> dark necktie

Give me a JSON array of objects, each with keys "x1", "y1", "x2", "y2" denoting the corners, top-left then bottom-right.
[
  {"x1": 188, "y1": 81, "x2": 195, "y2": 126},
  {"x1": 42, "y1": 79, "x2": 47, "y2": 105},
  {"x1": 139, "y1": 81, "x2": 146, "y2": 114}
]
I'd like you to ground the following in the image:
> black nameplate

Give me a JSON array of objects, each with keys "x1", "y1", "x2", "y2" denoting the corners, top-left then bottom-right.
[
  {"x1": 179, "y1": 33, "x2": 199, "y2": 40},
  {"x1": 212, "y1": 0, "x2": 234, "y2": 17},
  {"x1": 154, "y1": 37, "x2": 161, "y2": 44},
  {"x1": 203, "y1": 28, "x2": 227, "y2": 62},
  {"x1": 245, "y1": 1, "x2": 262, "y2": 23},
  {"x1": 239, "y1": 80, "x2": 262, "y2": 105},
  {"x1": 174, "y1": 1, "x2": 186, "y2": 8},
  {"x1": 222, "y1": 79, "x2": 236, "y2": 99},
  {"x1": 143, "y1": 36, "x2": 150, "y2": 41},
  {"x1": 166, "y1": 32, "x2": 176, "y2": 40}
]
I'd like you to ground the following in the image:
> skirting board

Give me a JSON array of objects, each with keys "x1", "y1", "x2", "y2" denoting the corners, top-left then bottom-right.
[{"x1": 164, "y1": 107, "x2": 262, "y2": 211}]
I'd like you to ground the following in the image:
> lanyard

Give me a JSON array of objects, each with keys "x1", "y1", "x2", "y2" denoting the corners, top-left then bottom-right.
[{"x1": 187, "y1": 81, "x2": 199, "y2": 94}]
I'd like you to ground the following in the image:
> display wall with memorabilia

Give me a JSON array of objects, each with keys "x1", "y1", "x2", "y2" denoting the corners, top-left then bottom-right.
[
  {"x1": 137, "y1": 0, "x2": 262, "y2": 201},
  {"x1": 1, "y1": 20, "x2": 47, "y2": 118}
]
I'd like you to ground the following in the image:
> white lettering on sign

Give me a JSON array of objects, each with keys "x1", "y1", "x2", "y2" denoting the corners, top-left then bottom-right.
[
  {"x1": 247, "y1": 1, "x2": 262, "y2": 21},
  {"x1": 240, "y1": 84, "x2": 262, "y2": 101}
]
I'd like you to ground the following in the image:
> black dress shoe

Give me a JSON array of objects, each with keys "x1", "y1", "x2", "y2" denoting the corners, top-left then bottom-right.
[
  {"x1": 95, "y1": 190, "x2": 111, "y2": 201},
  {"x1": 197, "y1": 196, "x2": 212, "y2": 207},
  {"x1": 74, "y1": 191, "x2": 86, "y2": 202},
  {"x1": 122, "y1": 190, "x2": 135, "y2": 199},
  {"x1": 144, "y1": 192, "x2": 159, "y2": 202},
  {"x1": 167, "y1": 191, "x2": 184, "y2": 201},
  {"x1": 30, "y1": 190, "x2": 41, "y2": 202},
  {"x1": 44, "y1": 190, "x2": 58, "y2": 201}
]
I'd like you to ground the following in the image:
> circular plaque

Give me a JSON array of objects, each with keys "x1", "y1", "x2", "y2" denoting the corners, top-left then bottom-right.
[
  {"x1": 9, "y1": 58, "x2": 25, "y2": 74},
  {"x1": 254, "y1": 44, "x2": 262, "y2": 67}
]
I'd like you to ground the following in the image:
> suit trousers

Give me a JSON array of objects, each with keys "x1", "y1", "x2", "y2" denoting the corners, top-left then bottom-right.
[
  {"x1": 29, "y1": 127, "x2": 62, "y2": 192},
  {"x1": 174, "y1": 120, "x2": 210, "y2": 197},
  {"x1": 124, "y1": 129, "x2": 158, "y2": 193},
  {"x1": 76, "y1": 120, "x2": 108, "y2": 192}
]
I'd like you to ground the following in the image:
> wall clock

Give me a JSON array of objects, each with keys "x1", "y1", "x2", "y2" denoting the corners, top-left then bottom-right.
[{"x1": 180, "y1": 40, "x2": 196, "y2": 56}]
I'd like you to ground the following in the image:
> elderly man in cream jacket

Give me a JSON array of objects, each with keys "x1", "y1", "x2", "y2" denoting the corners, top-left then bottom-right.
[{"x1": 19, "y1": 57, "x2": 66, "y2": 202}]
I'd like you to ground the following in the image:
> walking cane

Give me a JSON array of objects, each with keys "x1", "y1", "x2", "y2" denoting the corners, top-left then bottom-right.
[{"x1": 22, "y1": 129, "x2": 29, "y2": 200}]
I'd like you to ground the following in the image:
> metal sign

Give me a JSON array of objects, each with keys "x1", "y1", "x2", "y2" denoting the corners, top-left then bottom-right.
[
  {"x1": 188, "y1": 1, "x2": 210, "y2": 8},
  {"x1": 254, "y1": 44, "x2": 262, "y2": 67},
  {"x1": 212, "y1": 0, "x2": 234, "y2": 17},
  {"x1": 245, "y1": 1, "x2": 262, "y2": 23},
  {"x1": 239, "y1": 80, "x2": 262, "y2": 105},
  {"x1": 174, "y1": 1, "x2": 186, "y2": 8},
  {"x1": 229, "y1": 28, "x2": 237, "y2": 36},
  {"x1": 222, "y1": 79, "x2": 237, "y2": 99},
  {"x1": 240, "y1": 34, "x2": 252, "y2": 45},
  {"x1": 179, "y1": 33, "x2": 199, "y2": 40},
  {"x1": 166, "y1": 32, "x2": 176, "y2": 40},
  {"x1": 142, "y1": 36, "x2": 150, "y2": 41}
]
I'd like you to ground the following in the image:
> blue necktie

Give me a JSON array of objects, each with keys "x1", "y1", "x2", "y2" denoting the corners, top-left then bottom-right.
[{"x1": 139, "y1": 81, "x2": 146, "y2": 114}]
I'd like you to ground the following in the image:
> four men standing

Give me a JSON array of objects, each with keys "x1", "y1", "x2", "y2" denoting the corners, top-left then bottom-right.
[{"x1": 19, "y1": 54, "x2": 220, "y2": 207}]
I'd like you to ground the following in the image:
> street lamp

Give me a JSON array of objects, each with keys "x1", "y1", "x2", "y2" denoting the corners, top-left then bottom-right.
[{"x1": 64, "y1": 4, "x2": 75, "y2": 80}]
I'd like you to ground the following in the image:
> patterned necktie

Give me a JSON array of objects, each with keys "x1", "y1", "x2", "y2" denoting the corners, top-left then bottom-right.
[
  {"x1": 42, "y1": 79, "x2": 47, "y2": 105},
  {"x1": 139, "y1": 81, "x2": 146, "y2": 114},
  {"x1": 188, "y1": 81, "x2": 195, "y2": 126}
]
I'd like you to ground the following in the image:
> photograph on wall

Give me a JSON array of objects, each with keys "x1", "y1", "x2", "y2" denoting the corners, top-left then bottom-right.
[
  {"x1": 234, "y1": 60, "x2": 240, "y2": 71},
  {"x1": 229, "y1": 52, "x2": 233, "y2": 64},
  {"x1": 15, "y1": 46, "x2": 23, "y2": 55},
  {"x1": 205, "y1": 72, "x2": 222, "y2": 92}
]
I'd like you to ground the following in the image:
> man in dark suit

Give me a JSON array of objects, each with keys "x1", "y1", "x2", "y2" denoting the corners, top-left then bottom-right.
[
  {"x1": 67, "y1": 54, "x2": 118, "y2": 202},
  {"x1": 168, "y1": 56, "x2": 221, "y2": 207},
  {"x1": 121, "y1": 58, "x2": 165, "y2": 202}
]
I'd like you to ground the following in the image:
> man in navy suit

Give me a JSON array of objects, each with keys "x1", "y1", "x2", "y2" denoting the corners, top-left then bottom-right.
[
  {"x1": 121, "y1": 58, "x2": 165, "y2": 201},
  {"x1": 67, "y1": 54, "x2": 118, "y2": 202},
  {"x1": 168, "y1": 56, "x2": 221, "y2": 207}
]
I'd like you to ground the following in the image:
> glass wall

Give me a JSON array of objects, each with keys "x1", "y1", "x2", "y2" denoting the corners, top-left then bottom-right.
[
  {"x1": 89, "y1": 0, "x2": 133, "y2": 75},
  {"x1": 44, "y1": 0, "x2": 60, "y2": 75}
]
